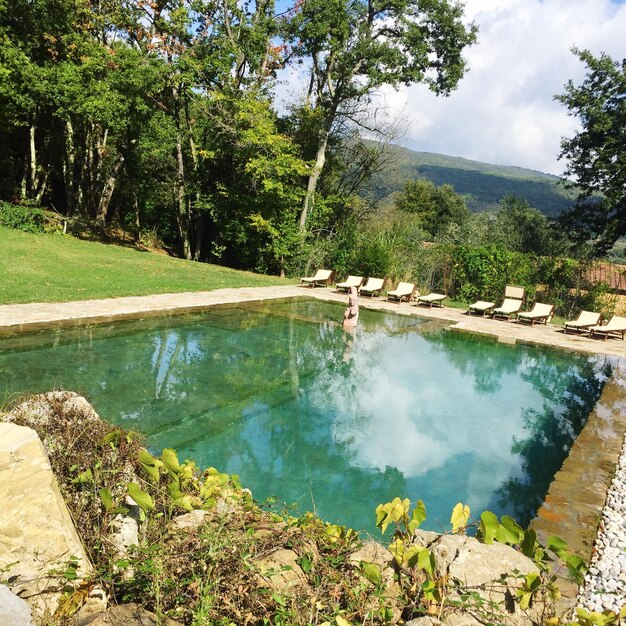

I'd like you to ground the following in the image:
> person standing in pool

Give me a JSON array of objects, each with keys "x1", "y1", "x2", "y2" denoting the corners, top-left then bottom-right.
[{"x1": 342, "y1": 285, "x2": 359, "y2": 331}]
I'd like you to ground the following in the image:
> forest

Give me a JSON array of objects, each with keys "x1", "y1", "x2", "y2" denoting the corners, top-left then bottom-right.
[{"x1": 1, "y1": 1, "x2": 625, "y2": 303}]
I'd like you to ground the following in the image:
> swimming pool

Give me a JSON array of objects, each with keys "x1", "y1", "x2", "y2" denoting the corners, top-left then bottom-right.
[{"x1": 0, "y1": 298, "x2": 610, "y2": 535}]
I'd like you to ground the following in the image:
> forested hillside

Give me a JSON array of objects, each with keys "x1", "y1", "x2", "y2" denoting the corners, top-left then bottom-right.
[{"x1": 361, "y1": 144, "x2": 576, "y2": 216}]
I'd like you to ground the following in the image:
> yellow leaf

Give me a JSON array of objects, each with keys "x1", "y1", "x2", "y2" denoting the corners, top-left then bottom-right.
[
  {"x1": 450, "y1": 502, "x2": 470, "y2": 533},
  {"x1": 336, "y1": 617, "x2": 352, "y2": 626}
]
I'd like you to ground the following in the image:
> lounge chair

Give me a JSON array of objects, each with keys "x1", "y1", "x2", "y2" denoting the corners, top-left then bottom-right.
[
  {"x1": 589, "y1": 316, "x2": 626, "y2": 341},
  {"x1": 564, "y1": 311, "x2": 602, "y2": 334},
  {"x1": 467, "y1": 300, "x2": 496, "y2": 316},
  {"x1": 387, "y1": 282, "x2": 416, "y2": 303},
  {"x1": 359, "y1": 277, "x2": 385, "y2": 297},
  {"x1": 300, "y1": 269, "x2": 333, "y2": 288},
  {"x1": 416, "y1": 293, "x2": 447, "y2": 308},
  {"x1": 335, "y1": 275, "x2": 363, "y2": 293},
  {"x1": 491, "y1": 285, "x2": 526, "y2": 320},
  {"x1": 516, "y1": 302, "x2": 555, "y2": 326}
]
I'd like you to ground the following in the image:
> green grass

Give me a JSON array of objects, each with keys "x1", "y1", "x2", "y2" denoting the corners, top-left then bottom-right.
[{"x1": 0, "y1": 227, "x2": 287, "y2": 304}]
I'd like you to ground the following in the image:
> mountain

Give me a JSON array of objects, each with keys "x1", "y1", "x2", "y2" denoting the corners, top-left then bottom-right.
[{"x1": 362, "y1": 143, "x2": 576, "y2": 217}]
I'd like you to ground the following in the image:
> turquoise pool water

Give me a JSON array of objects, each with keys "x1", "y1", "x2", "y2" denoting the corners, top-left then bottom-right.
[{"x1": 0, "y1": 299, "x2": 610, "y2": 535}]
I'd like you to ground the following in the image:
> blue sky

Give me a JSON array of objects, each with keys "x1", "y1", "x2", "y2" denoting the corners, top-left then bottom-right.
[{"x1": 275, "y1": 0, "x2": 626, "y2": 175}]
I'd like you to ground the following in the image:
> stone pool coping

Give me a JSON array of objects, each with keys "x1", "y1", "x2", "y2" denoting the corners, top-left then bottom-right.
[
  {"x1": 1, "y1": 284, "x2": 625, "y2": 614},
  {"x1": 2, "y1": 284, "x2": 626, "y2": 360}
]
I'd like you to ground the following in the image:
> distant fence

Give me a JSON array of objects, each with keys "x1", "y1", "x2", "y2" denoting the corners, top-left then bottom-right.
[{"x1": 586, "y1": 262, "x2": 626, "y2": 294}]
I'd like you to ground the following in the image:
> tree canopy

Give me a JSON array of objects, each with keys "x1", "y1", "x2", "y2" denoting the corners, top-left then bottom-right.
[
  {"x1": 556, "y1": 48, "x2": 626, "y2": 254},
  {"x1": 0, "y1": 0, "x2": 479, "y2": 275}
]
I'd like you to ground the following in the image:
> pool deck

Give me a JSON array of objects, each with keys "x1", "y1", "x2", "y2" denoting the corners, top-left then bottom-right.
[
  {"x1": 1, "y1": 284, "x2": 625, "y2": 614},
  {"x1": 1, "y1": 284, "x2": 626, "y2": 360}
]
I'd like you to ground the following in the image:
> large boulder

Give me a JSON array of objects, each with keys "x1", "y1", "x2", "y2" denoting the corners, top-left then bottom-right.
[
  {"x1": 412, "y1": 530, "x2": 553, "y2": 626},
  {"x1": 0, "y1": 421, "x2": 106, "y2": 623}
]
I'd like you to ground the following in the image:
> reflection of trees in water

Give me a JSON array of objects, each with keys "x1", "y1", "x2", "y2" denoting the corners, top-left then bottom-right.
[
  {"x1": 421, "y1": 329, "x2": 611, "y2": 526},
  {"x1": 496, "y1": 356, "x2": 611, "y2": 525},
  {"x1": 420, "y1": 330, "x2": 526, "y2": 395}
]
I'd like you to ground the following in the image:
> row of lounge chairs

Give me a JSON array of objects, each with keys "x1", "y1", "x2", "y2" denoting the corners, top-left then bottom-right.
[
  {"x1": 300, "y1": 271, "x2": 626, "y2": 341},
  {"x1": 469, "y1": 284, "x2": 626, "y2": 340},
  {"x1": 300, "y1": 270, "x2": 447, "y2": 307}
]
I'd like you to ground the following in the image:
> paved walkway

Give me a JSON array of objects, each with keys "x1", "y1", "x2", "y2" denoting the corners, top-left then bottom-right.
[{"x1": 1, "y1": 285, "x2": 626, "y2": 361}]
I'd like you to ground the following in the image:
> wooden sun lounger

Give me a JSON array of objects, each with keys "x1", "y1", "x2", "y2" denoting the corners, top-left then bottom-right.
[
  {"x1": 589, "y1": 316, "x2": 626, "y2": 341},
  {"x1": 335, "y1": 275, "x2": 363, "y2": 293},
  {"x1": 468, "y1": 300, "x2": 495, "y2": 316},
  {"x1": 563, "y1": 311, "x2": 602, "y2": 334},
  {"x1": 516, "y1": 302, "x2": 555, "y2": 326},
  {"x1": 491, "y1": 285, "x2": 525, "y2": 321},
  {"x1": 416, "y1": 293, "x2": 447, "y2": 308},
  {"x1": 359, "y1": 277, "x2": 385, "y2": 297},
  {"x1": 387, "y1": 282, "x2": 416, "y2": 303},
  {"x1": 564, "y1": 311, "x2": 602, "y2": 334},
  {"x1": 300, "y1": 269, "x2": 333, "y2": 287}
]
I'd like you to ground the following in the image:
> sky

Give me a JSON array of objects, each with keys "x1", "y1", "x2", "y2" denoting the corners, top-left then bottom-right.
[{"x1": 276, "y1": 0, "x2": 626, "y2": 176}]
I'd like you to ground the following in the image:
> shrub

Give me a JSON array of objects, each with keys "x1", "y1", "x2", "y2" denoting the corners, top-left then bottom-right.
[{"x1": 0, "y1": 201, "x2": 46, "y2": 233}]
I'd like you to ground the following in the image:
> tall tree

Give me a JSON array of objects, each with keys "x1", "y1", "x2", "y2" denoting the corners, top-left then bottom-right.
[
  {"x1": 287, "y1": 0, "x2": 477, "y2": 230},
  {"x1": 556, "y1": 49, "x2": 626, "y2": 253},
  {"x1": 394, "y1": 177, "x2": 469, "y2": 239}
]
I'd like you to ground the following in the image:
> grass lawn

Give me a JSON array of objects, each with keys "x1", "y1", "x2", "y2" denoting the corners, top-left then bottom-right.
[{"x1": 0, "y1": 227, "x2": 287, "y2": 304}]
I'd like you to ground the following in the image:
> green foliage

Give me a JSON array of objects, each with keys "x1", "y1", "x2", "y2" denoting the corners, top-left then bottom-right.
[
  {"x1": 0, "y1": 201, "x2": 46, "y2": 233},
  {"x1": 452, "y1": 245, "x2": 535, "y2": 303},
  {"x1": 556, "y1": 49, "x2": 626, "y2": 253},
  {"x1": 394, "y1": 178, "x2": 470, "y2": 239}
]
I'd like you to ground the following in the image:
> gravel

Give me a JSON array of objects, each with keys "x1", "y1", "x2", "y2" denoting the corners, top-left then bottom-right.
[{"x1": 576, "y1": 436, "x2": 626, "y2": 615}]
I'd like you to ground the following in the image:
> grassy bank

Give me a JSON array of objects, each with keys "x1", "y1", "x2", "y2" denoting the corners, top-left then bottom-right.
[{"x1": 0, "y1": 227, "x2": 286, "y2": 304}]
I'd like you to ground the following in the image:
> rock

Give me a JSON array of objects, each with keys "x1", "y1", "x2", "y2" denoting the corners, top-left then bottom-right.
[
  {"x1": 412, "y1": 530, "x2": 550, "y2": 626},
  {"x1": 0, "y1": 584, "x2": 36, "y2": 626},
  {"x1": 255, "y1": 548, "x2": 308, "y2": 592},
  {"x1": 0, "y1": 422, "x2": 106, "y2": 622},
  {"x1": 74, "y1": 603, "x2": 183, "y2": 625},
  {"x1": 349, "y1": 540, "x2": 403, "y2": 622},
  {"x1": 169, "y1": 509, "x2": 209, "y2": 532}
]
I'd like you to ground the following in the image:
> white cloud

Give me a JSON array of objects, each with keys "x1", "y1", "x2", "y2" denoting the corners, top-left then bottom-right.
[
  {"x1": 276, "y1": 0, "x2": 626, "y2": 175},
  {"x1": 387, "y1": 0, "x2": 626, "y2": 174}
]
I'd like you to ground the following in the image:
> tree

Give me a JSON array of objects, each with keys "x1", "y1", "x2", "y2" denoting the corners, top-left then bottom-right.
[
  {"x1": 556, "y1": 49, "x2": 626, "y2": 254},
  {"x1": 394, "y1": 178, "x2": 469, "y2": 239},
  {"x1": 287, "y1": 0, "x2": 478, "y2": 230}
]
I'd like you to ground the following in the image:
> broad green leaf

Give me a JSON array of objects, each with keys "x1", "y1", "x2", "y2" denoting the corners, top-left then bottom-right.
[
  {"x1": 408, "y1": 499, "x2": 427, "y2": 533},
  {"x1": 127, "y1": 482, "x2": 155, "y2": 513},
  {"x1": 565, "y1": 554, "x2": 587, "y2": 582},
  {"x1": 520, "y1": 528, "x2": 537, "y2": 558},
  {"x1": 450, "y1": 502, "x2": 470, "y2": 533},
  {"x1": 71, "y1": 468, "x2": 93, "y2": 484},
  {"x1": 361, "y1": 562, "x2": 382, "y2": 585},
  {"x1": 495, "y1": 515, "x2": 524, "y2": 545},
  {"x1": 517, "y1": 590, "x2": 532, "y2": 610},
  {"x1": 138, "y1": 449, "x2": 163, "y2": 483},
  {"x1": 161, "y1": 448, "x2": 181, "y2": 476},
  {"x1": 403, "y1": 545, "x2": 421, "y2": 568},
  {"x1": 524, "y1": 572, "x2": 541, "y2": 591},
  {"x1": 99, "y1": 487, "x2": 113, "y2": 512},
  {"x1": 547, "y1": 535, "x2": 568, "y2": 552},
  {"x1": 479, "y1": 511, "x2": 498, "y2": 544},
  {"x1": 418, "y1": 547, "x2": 435, "y2": 577}
]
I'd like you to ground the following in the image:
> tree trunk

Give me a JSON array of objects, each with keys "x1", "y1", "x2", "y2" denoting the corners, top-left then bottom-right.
[
  {"x1": 63, "y1": 118, "x2": 76, "y2": 216},
  {"x1": 173, "y1": 86, "x2": 191, "y2": 260},
  {"x1": 29, "y1": 123, "x2": 37, "y2": 196},
  {"x1": 299, "y1": 128, "x2": 329, "y2": 230},
  {"x1": 96, "y1": 152, "x2": 125, "y2": 222}
]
